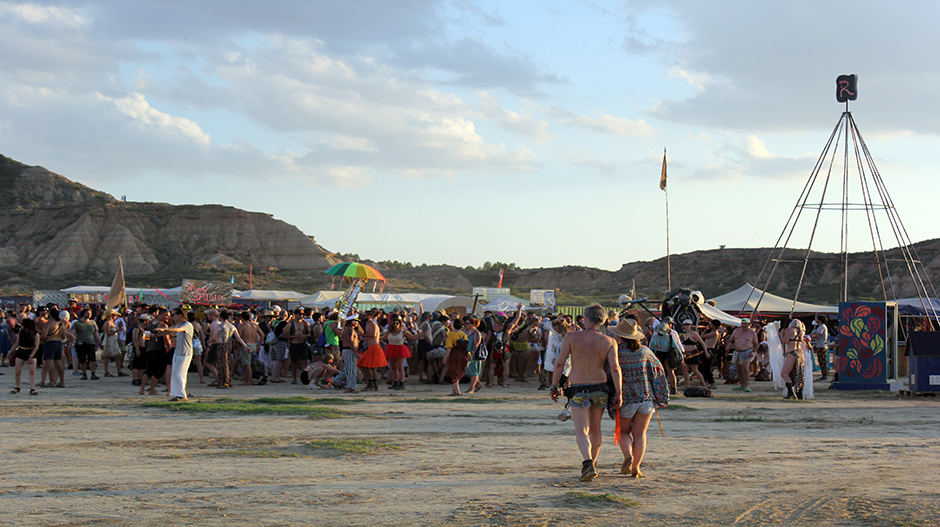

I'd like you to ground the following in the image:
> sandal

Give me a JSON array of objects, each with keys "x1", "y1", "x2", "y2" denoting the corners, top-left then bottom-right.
[
  {"x1": 54, "y1": 383, "x2": 65, "y2": 388},
  {"x1": 10, "y1": 387, "x2": 19, "y2": 394},
  {"x1": 104, "y1": 373, "x2": 114, "y2": 377},
  {"x1": 29, "y1": 389, "x2": 38, "y2": 396}
]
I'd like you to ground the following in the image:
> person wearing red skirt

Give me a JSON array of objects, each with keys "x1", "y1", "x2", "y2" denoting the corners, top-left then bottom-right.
[
  {"x1": 357, "y1": 311, "x2": 387, "y2": 392},
  {"x1": 383, "y1": 316, "x2": 418, "y2": 390}
]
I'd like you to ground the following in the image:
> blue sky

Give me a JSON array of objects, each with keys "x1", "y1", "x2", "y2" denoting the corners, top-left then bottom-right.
[{"x1": 2, "y1": 0, "x2": 938, "y2": 271}]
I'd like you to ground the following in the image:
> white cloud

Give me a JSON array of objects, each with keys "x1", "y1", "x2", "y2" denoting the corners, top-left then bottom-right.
[
  {"x1": 546, "y1": 105, "x2": 655, "y2": 136},
  {"x1": 567, "y1": 154, "x2": 618, "y2": 175},
  {"x1": 689, "y1": 135, "x2": 815, "y2": 181},
  {"x1": 0, "y1": 2, "x2": 87, "y2": 27},
  {"x1": 633, "y1": 1, "x2": 940, "y2": 136},
  {"x1": 475, "y1": 91, "x2": 553, "y2": 142},
  {"x1": 667, "y1": 67, "x2": 712, "y2": 90},
  {"x1": 110, "y1": 93, "x2": 211, "y2": 146}
]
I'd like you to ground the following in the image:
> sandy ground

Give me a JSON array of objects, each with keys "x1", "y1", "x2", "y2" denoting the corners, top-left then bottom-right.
[{"x1": 1, "y1": 369, "x2": 938, "y2": 527}]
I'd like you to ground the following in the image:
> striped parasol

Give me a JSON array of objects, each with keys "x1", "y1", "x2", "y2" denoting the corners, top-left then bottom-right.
[{"x1": 324, "y1": 262, "x2": 386, "y2": 281}]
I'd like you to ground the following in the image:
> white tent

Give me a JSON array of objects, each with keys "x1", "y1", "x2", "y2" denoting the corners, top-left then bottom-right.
[
  {"x1": 698, "y1": 302, "x2": 743, "y2": 327},
  {"x1": 296, "y1": 291, "x2": 443, "y2": 310},
  {"x1": 418, "y1": 295, "x2": 484, "y2": 317},
  {"x1": 232, "y1": 289, "x2": 306, "y2": 301},
  {"x1": 709, "y1": 283, "x2": 838, "y2": 315}
]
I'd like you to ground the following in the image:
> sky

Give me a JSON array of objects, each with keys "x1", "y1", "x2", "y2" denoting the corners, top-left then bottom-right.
[{"x1": 2, "y1": 0, "x2": 939, "y2": 271}]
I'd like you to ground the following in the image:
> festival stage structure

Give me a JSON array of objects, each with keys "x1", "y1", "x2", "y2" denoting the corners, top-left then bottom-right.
[{"x1": 743, "y1": 75, "x2": 939, "y2": 392}]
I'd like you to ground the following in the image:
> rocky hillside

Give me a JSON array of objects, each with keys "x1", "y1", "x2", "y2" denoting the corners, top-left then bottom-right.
[
  {"x1": 0, "y1": 155, "x2": 342, "y2": 290},
  {"x1": 2, "y1": 154, "x2": 937, "y2": 304},
  {"x1": 378, "y1": 240, "x2": 940, "y2": 305}
]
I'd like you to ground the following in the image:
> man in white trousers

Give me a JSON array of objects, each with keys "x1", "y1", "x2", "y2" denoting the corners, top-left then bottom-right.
[{"x1": 158, "y1": 307, "x2": 194, "y2": 402}]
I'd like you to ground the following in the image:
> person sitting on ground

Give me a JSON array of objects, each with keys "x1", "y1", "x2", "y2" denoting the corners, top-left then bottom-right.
[{"x1": 302, "y1": 355, "x2": 340, "y2": 388}]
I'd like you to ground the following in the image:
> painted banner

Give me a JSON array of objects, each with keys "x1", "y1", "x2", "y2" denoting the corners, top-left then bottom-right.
[{"x1": 180, "y1": 279, "x2": 233, "y2": 306}]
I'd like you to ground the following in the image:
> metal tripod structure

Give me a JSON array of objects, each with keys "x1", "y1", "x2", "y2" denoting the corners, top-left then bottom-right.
[{"x1": 742, "y1": 107, "x2": 940, "y2": 326}]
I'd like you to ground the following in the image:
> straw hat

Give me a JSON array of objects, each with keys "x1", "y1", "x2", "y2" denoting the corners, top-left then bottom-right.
[
  {"x1": 608, "y1": 318, "x2": 644, "y2": 340},
  {"x1": 107, "y1": 309, "x2": 120, "y2": 316}
]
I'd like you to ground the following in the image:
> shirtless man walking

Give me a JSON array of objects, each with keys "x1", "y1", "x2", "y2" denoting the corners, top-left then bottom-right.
[
  {"x1": 551, "y1": 304, "x2": 622, "y2": 482},
  {"x1": 237, "y1": 312, "x2": 263, "y2": 386},
  {"x1": 283, "y1": 308, "x2": 311, "y2": 385},
  {"x1": 727, "y1": 318, "x2": 759, "y2": 392}
]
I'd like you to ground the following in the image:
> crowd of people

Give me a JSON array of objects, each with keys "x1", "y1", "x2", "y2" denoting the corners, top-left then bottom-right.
[{"x1": 3, "y1": 298, "x2": 837, "y2": 483}]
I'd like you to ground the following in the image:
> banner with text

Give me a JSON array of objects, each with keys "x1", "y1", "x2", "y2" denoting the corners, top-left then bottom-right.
[{"x1": 180, "y1": 279, "x2": 233, "y2": 306}]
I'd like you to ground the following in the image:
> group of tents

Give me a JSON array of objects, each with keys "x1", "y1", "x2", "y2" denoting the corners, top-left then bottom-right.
[{"x1": 39, "y1": 283, "x2": 940, "y2": 323}]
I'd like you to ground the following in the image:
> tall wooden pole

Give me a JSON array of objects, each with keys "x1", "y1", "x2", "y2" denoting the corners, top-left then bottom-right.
[
  {"x1": 660, "y1": 148, "x2": 671, "y2": 292},
  {"x1": 666, "y1": 185, "x2": 671, "y2": 292}
]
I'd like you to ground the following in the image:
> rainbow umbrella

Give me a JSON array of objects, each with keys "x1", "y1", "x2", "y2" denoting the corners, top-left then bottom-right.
[{"x1": 324, "y1": 262, "x2": 386, "y2": 281}]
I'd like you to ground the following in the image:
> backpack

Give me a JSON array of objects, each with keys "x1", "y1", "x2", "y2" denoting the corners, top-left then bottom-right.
[
  {"x1": 490, "y1": 330, "x2": 506, "y2": 355},
  {"x1": 472, "y1": 341, "x2": 488, "y2": 361},
  {"x1": 454, "y1": 337, "x2": 469, "y2": 356},
  {"x1": 316, "y1": 330, "x2": 327, "y2": 348},
  {"x1": 649, "y1": 330, "x2": 672, "y2": 353},
  {"x1": 684, "y1": 386, "x2": 713, "y2": 398},
  {"x1": 651, "y1": 329, "x2": 683, "y2": 368}
]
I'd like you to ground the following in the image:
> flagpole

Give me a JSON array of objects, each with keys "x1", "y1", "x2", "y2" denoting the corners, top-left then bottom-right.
[
  {"x1": 665, "y1": 185, "x2": 671, "y2": 292},
  {"x1": 660, "y1": 148, "x2": 671, "y2": 292},
  {"x1": 120, "y1": 256, "x2": 126, "y2": 313}
]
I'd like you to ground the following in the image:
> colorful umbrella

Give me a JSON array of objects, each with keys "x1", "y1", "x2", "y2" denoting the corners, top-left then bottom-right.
[{"x1": 324, "y1": 262, "x2": 386, "y2": 281}]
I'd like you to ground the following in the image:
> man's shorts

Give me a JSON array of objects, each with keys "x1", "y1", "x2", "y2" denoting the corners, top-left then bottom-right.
[
  {"x1": 43, "y1": 340, "x2": 63, "y2": 361},
  {"x1": 619, "y1": 400, "x2": 655, "y2": 418},
  {"x1": 732, "y1": 349, "x2": 755, "y2": 363},
  {"x1": 274, "y1": 341, "x2": 289, "y2": 362},
  {"x1": 566, "y1": 383, "x2": 610, "y2": 409},
  {"x1": 416, "y1": 340, "x2": 430, "y2": 362},
  {"x1": 238, "y1": 347, "x2": 252, "y2": 367},
  {"x1": 206, "y1": 343, "x2": 220, "y2": 364},
  {"x1": 289, "y1": 342, "x2": 311, "y2": 363},
  {"x1": 76, "y1": 343, "x2": 97, "y2": 364}
]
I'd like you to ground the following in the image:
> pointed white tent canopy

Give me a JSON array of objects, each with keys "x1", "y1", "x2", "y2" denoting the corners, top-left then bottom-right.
[{"x1": 709, "y1": 283, "x2": 837, "y2": 315}]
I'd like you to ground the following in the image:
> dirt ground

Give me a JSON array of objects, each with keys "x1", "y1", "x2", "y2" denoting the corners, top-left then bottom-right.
[{"x1": 1, "y1": 371, "x2": 938, "y2": 527}]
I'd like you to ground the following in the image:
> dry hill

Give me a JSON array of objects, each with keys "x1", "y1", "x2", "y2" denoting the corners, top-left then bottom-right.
[{"x1": 2, "y1": 154, "x2": 938, "y2": 304}]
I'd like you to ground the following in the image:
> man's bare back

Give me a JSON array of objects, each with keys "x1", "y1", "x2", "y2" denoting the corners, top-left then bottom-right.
[
  {"x1": 559, "y1": 329, "x2": 617, "y2": 385},
  {"x1": 238, "y1": 321, "x2": 262, "y2": 347}
]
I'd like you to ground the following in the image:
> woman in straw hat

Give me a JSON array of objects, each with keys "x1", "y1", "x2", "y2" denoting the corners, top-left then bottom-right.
[
  {"x1": 101, "y1": 309, "x2": 124, "y2": 377},
  {"x1": 608, "y1": 317, "x2": 670, "y2": 478}
]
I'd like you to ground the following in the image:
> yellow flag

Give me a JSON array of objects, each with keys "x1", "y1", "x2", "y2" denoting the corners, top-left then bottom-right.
[
  {"x1": 104, "y1": 257, "x2": 125, "y2": 311},
  {"x1": 659, "y1": 148, "x2": 667, "y2": 191}
]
